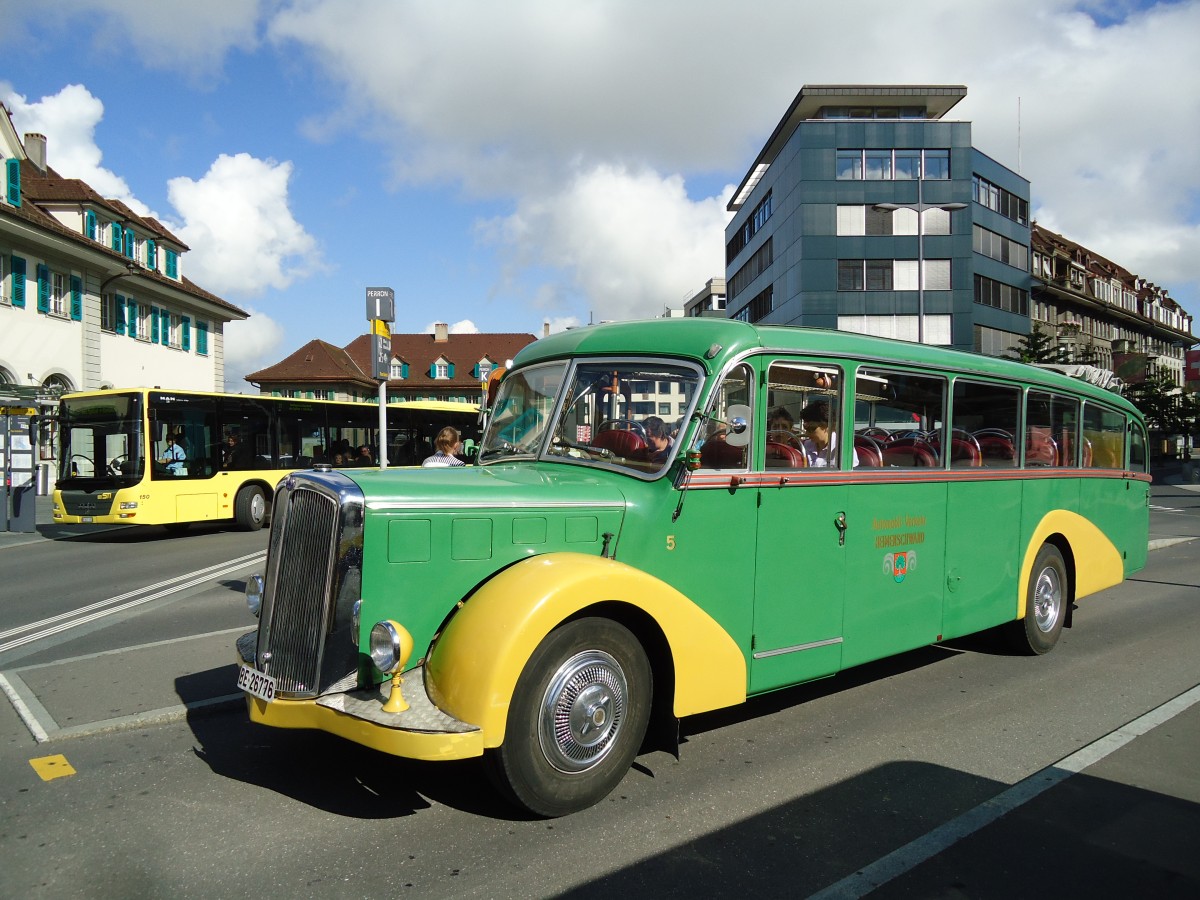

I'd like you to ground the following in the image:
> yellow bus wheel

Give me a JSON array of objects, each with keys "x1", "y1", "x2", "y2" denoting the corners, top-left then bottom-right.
[{"x1": 485, "y1": 617, "x2": 651, "y2": 817}]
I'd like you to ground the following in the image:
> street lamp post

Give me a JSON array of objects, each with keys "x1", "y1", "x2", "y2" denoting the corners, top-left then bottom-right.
[{"x1": 874, "y1": 180, "x2": 967, "y2": 345}]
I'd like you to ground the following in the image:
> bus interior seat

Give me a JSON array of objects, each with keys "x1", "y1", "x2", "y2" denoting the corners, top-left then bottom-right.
[
  {"x1": 881, "y1": 437, "x2": 939, "y2": 468},
  {"x1": 853, "y1": 434, "x2": 885, "y2": 467},
  {"x1": 592, "y1": 429, "x2": 646, "y2": 457},
  {"x1": 1025, "y1": 430, "x2": 1058, "y2": 466},
  {"x1": 699, "y1": 439, "x2": 745, "y2": 468},
  {"x1": 765, "y1": 441, "x2": 806, "y2": 468},
  {"x1": 941, "y1": 433, "x2": 982, "y2": 468},
  {"x1": 976, "y1": 433, "x2": 1016, "y2": 467}
]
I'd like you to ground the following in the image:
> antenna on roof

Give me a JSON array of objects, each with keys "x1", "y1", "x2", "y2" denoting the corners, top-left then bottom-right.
[{"x1": 1017, "y1": 96, "x2": 1022, "y2": 174}]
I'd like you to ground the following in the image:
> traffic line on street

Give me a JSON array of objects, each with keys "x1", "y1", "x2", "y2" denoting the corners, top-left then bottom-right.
[
  {"x1": 0, "y1": 551, "x2": 265, "y2": 655},
  {"x1": 808, "y1": 682, "x2": 1200, "y2": 900},
  {"x1": 2, "y1": 627, "x2": 251, "y2": 743}
]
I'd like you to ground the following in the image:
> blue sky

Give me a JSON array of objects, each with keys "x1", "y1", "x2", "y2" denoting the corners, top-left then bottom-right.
[{"x1": 2, "y1": 0, "x2": 1197, "y2": 389}]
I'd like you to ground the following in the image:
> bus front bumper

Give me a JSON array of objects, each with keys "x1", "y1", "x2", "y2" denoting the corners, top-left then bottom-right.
[{"x1": 241, "y1": 665, "x2": 485, "y2": 762}]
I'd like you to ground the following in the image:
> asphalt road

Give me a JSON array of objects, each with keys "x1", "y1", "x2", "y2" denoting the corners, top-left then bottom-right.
[{"x1": 0, "y1": 473, "x2": 1197, "y2": 898}]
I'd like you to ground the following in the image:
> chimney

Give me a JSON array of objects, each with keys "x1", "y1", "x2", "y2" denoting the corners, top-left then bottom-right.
[
  {"x1": 24, "y1": 133, "x2": 47, "y2": 173},
  {"x1": 543, "y1": 320, "x2": 550, "y2": 338},
  {"x1": 434, "y1": 322, "x2": 449, "y2": 343}
]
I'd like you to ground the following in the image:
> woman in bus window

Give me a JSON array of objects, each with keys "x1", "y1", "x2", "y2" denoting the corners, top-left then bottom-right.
[{"x1": 423, "y1": 426, "x2": 467, "y2": 467}]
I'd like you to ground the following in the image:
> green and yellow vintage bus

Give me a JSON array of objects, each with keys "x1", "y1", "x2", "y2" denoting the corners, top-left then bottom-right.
[
  {"x1": 52, "y1": 388, "x2": 480, "y2": 530},
  {"x1": 235, "y1": 319, "x2": 1150, "y2": 816}
]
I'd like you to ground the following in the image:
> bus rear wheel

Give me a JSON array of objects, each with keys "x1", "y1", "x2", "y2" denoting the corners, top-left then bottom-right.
[
  {"x1": 485, "y1": 617, "x2": 651, "y2": 818},
  {"x1": 1007, "y1": 543, "x2": 1067, "y2": 655},
  {"x1": 234, "y1": 485, "x2": 268, "y2": 531}
]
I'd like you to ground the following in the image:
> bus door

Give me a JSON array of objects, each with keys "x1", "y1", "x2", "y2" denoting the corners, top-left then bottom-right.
[
  {"x1": 840, "y1": 368, "x2": 948, "y2": 668},
  {"x1": 750, "y1": 359, "x2": 848, "y2": 693}
]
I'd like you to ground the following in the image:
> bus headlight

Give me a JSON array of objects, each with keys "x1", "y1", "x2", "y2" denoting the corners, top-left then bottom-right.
[
  {"x1": 245, "y1": 574, "x2": 264, "y2": 618},
  {"x1": 369, "y1": 620, "x2": 413, "y2": 675}
]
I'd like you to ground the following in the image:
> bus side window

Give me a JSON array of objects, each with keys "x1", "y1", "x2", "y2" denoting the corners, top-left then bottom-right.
[
  {"x1": 695, "y1": 365, "x2": 752, "y2": 469},
  {"x1": 858, "y1": 369, "x2": 946, "y2": 468},
  {"x1": 952, "y1": 380, "x2": 1020, "y2": 469}
]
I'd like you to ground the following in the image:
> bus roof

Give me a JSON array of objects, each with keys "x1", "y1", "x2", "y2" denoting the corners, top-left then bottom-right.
[
  {"x1": 514, "y1": 319, "x2": 1142, "y2": 415},
  {"x1": 58, "y1": 387, "x2": 478, "y2": 413}
]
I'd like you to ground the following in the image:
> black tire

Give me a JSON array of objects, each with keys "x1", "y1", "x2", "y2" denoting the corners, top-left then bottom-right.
[
  {"x1": 234, "y1": 485, "x2": 268, "y2": 531},
  {"x1": 1006, "y1": 543, "x2": 1068, "y2": 655},
  {"x1": 485, "y1": 617, "x2": 652, "y2": 817}
]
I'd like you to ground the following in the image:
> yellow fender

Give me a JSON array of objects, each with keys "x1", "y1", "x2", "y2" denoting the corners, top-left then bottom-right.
[
  {"x1": 1017, "y1": 510, "x2": 1124, "y2": 618},
  {"x1": 425, "y1": 552, "x2": 746, "y2": 748}
]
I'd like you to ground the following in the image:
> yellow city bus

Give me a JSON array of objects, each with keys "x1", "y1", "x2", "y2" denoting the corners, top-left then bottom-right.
[{"x1": 52, "y1": 388, "x2": 480, "y2": 530}]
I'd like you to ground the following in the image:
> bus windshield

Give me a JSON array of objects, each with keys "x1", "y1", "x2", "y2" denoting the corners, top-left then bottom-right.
[
  {"x1": 58, "y1": 393, "x2": 144, "y2": 487},
  {"x1": 479, "y1": 359, "x2": 702, "y2": 475}
]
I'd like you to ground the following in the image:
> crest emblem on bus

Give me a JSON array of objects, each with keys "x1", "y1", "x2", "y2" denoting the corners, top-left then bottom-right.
[{"x1": 883, "y1": 551, "x2": 916, "y2": 583}]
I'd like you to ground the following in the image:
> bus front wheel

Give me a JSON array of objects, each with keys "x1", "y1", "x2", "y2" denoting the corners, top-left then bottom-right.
[
  {"x1": 485, "y1": 617, "x2": 651, "y2": 818},
  {"x1": 234, "y1": 485, "x2": 268, "y2": 531},
  {"x1": 1007, "y1": 543, "x2": 1067, "y2": 655}
]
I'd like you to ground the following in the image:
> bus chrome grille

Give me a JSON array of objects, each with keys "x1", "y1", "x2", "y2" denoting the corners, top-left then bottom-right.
[{"x1": 257, "y1": 473, "x2": 364, "y2": 699}]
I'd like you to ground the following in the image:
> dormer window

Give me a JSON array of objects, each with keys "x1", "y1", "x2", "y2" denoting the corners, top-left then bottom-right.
[
  {"x1": 430, "y1": 357, "x2": 455, "y2": 379},
  {"x1": 390, "y1": 358, "x2": 408, "y2": 380},
  {"x1": 474, "y1": 358, "x2": 495, "y2": 380}
]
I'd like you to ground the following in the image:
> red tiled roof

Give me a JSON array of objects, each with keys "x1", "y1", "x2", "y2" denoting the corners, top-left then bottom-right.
[
  {"x1": 344, "y1": 331, "x2": 537, "y2": 388},
  {"x1": 245, "y1": 339, "x2": 377, "y2": 387}
]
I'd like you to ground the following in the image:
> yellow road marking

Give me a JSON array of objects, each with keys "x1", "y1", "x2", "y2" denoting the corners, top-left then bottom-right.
[{"x1": 30, "y1": 754, "x2": 76, "y2": 781}]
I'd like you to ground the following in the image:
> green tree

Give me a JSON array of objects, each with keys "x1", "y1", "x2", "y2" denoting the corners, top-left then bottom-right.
[
  {"x1": 1125, "y1": 371, "x2": 1197, "y2": 435},
  {"x1": 1005, "y1": 324, "x2": 1070, "y2": 363}
]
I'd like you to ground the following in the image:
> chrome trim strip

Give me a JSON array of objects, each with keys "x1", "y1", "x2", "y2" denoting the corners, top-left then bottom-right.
[{"x1": 753, "y1": 636, "x2": 843, "y2": 660}]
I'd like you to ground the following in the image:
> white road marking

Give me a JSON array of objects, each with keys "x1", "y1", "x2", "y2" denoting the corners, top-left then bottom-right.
[
  {"x1": 0, "y1": 551, "x2": 265, "y2": 654},
  {"x1": 808, "y1": 683, "x2": 1200, "y2": 899}
]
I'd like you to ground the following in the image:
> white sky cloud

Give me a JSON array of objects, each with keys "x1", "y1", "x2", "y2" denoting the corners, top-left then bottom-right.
[
  {"x1": 1, "y1": 83, "x2": 149, "y2": 216},
  {"x1": 422, "y1": 320, "x2": 481, "y2": 334},
  {"x1": 4, "y1": 0, "x2": 1199, "y2": 329},
  {"x1": 223, "y1": 309, "x2": 284, "y2": 392},
  {"x1": 166, "y1": 153, "x2": 320, "y2": 297}
]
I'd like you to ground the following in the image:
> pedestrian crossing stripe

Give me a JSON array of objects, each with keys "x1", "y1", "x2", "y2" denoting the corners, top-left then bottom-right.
[{"x1": 30, "y1": 754, "x2": 76, "y2": 781}]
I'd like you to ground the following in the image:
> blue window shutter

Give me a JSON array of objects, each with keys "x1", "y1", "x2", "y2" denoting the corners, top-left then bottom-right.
[
  {"x1": 127, "y1": 299, "x2": 138, "y2": 338},
  {"x1": 111, "y1": 223, "x2": 122, "y2": 252},
  {"x1": 166, "y1": 250, "x2": 178, "y2": 278},
  {"x1": 36, "y1": 264, "x2": 50, "y2": 313},
  {"x1": 114, "y1": 294, "x2": 126, "y2": 335},
  {"x1": 428, "y1": 363, "x2": 436, "y2": 378},
  {"x1": 146, "y1": 239, "x2": 156, "y2": 270},
  {"x1": 401, "y1": 362, "x2": 409, "y2": 379},
  {"x1": 181, "y1": 316, "x2": 191, "y2": 351},
  {"x1": 196, "y1": 322, "x2": 208, "y2": 355},
  {"x1": 448, "y1": 363, "x2": 455, "y2": 378},
  {"x1": 5, "y1": 158, "x2": 20, "y2": 206},
  {"x1": 150, "y1": 307, "x2": 160, "y2": 343},
  {"x1": 10, "y1": 256, "x2": 25, "y2": 308},
  {"x1": 70, "y1": 275, "x2": 83, "y2": 321},
  {"x1": 124, "y1": 229, "x2": 135, "y2": 259},
  {"x1": 85, "y1": 210, "x2": 97, "y2": 240},
  {"x1": 472, "y1": 363, "x2": 480, "y2": 379}
]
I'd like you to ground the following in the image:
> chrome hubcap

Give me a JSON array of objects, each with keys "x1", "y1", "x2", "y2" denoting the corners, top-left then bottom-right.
[
  {"x1": 250, "y1": 493, "x2": 266, "y2": 522},
  {"x1": 539, "y1": 650, "x2": 626, "y2": 773},
  {"x1": 1032, "y1": 565, "x2": 1062, "y2": 633}
]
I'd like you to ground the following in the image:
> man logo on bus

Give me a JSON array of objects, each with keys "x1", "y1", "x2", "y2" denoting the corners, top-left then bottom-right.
[{"x1": 883, "y1": 550, "x2": 916, "y2": 583}]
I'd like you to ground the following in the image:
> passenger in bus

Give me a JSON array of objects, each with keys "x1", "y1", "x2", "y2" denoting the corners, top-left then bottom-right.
[
  {"x1": 800, "y1": 400, "x2": 859, "y2": 468},
  {"x1": 356, "y1": 445, "x2": 375, "y2": 466},
  {"x1": 159, "y1": 434, "x2": 187, "y2": 475},
  {"x1": 222, "y1": 432, "x2": 252, "y2": 470},
  {"x1": 767, "y1": 407, "x2": 802, "y2": 448},
  {"x1": 642, "y1": 416, "x2": 673, "y2": 463},
  {"x1": 423, "y1": 426, "x2": 467, "y2": 467}
]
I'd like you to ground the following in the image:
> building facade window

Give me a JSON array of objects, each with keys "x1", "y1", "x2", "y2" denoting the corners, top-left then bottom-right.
[
  {"x1": 972, "y1": 175, "x2": 1028, "y2": 225},
  {"x1": 729, "y1": 237, "x2": 773, "y2": 300},
  {"x1": 732, "y1": 284, "x2": 774, "y2": 323},
  {"x1": 973, "y1": 324, "x2": 1022, "y2": 357},
  {"x1": 974, "y1": 274, "x2": 1028, "y2": 315},
  {"x1": 836, "y1": 149, "x2": 951, "y2": 181},
  {"x1": 726, "y1": 190, "x2": 773, "y2": 264},
  {"x1": 973, "y1": 225, "x2": 1029, "y2": 270},
  {"x1": 839, "y1": 259, "x2": 951, "y2": 291},
  {"x1": 51, "y1": 271, "x2": 67, "y2": 316}
]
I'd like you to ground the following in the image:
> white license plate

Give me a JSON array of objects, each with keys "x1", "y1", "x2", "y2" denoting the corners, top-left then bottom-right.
[
  {"x1": 237, "y1": 664, "x2": 277, "y2": 703},
  {"x1": 82, "y1": 516, "x2": 93, "y2": 523}
]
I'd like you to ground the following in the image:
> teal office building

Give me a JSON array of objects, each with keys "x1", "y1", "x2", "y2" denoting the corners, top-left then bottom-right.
[{"x1": 725, "y1": 85, "x2": 1031, "y2": 357}]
